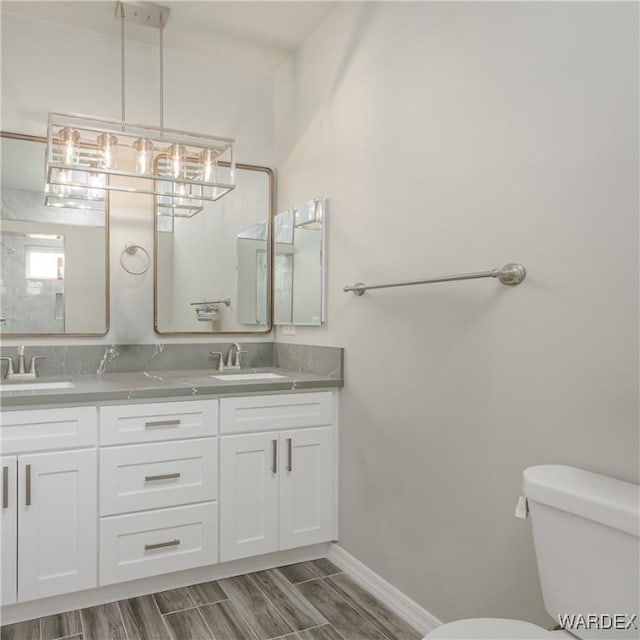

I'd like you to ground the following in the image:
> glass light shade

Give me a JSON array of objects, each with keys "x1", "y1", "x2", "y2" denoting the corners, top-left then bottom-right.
[
  {"x1": 57, "y1": 127, "x2": 80, "y2": 165},
  {"x1": 97, "y1": 133, "x2": 118, "y2": 169},
  {"x1": 199, "y1": 148, "x2": 217, "y2": 182},
  {"x1": 44, "y1": 166, "x2": 107, "y2": 211},
  {"x1": 167, "y1": 143, "x2": 187, "y2": 179},
  {"x1": 133, "y1": 138, "x2": 154, "y2": 174},
  {"x1": 45, "y1": 112, "x2": 235, "y2": 215}
]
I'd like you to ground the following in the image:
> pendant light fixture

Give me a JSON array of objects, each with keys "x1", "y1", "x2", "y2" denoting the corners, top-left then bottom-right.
[{"x1": 44, "y1": 1, "x2": 235, "y2": 217}]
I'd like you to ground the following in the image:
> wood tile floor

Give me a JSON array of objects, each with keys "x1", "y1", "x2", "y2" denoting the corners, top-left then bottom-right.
[{"x1": 1, "y1": 559, "x2": 423, "y2": 640}]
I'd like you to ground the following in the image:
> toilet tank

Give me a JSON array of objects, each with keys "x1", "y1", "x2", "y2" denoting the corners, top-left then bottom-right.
[{"x1": 522, "y1": 465, "x2": 639, "y2": 640}]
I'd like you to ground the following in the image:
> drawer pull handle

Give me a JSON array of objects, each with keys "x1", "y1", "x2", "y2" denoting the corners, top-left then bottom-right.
[
  {"x1": 2, "y1": 466, "x2": 8, "y2": 509},
  {"x1": 145, "y1": 472, "x2": 181, "y2": 482},
  {"x1": 287, "y1": 438, "x2": 293, "y2": 472},
  {"x1": 271, "y1": 439, "x2": 277, "y2": 474},
  {"x1": 145, "y1": 539, "x2": 180, "y2": 551},
  {"x1": 25, "y1": 464, "x2": 31, "y2": 506},
  {"x1": 145, "y1": 419, "x2": 181, "y2": 429}
]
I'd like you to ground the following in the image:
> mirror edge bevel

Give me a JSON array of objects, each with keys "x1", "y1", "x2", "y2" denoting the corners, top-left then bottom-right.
[
  {"x1": 0, "y1": 130, "x2": 111, "y2": 338},
  {"x1": 153, "y1": 162, "x2": 275, "y2": 336}
]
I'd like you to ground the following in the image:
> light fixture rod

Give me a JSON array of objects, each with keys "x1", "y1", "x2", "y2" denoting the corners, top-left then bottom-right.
[
  {"x1": 120, "y1": 2, "x2": 125, "y2": 123},
  {"x1": 159, "y1": 12, "x2": 164, "y2": 130}
]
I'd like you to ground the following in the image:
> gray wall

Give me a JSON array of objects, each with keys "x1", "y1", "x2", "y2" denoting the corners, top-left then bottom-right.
[{"x1": 275, "y1": 1, "x2": 639, "y2": 627}]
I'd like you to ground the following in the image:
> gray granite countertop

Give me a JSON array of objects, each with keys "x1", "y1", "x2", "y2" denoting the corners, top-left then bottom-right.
[{"x1": 0, "y1": 367, "x2": 343, "y2": 409}]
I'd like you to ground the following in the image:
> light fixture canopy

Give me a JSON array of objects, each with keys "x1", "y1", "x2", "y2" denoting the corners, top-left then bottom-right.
[{"x1": 44, "y1": 2, "x2": 236, "y2": 216}]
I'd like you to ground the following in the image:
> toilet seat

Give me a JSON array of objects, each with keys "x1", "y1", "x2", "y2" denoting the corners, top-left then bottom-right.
[{"x1": 423, "y1": 617, "x2": 561, "y2": 639}]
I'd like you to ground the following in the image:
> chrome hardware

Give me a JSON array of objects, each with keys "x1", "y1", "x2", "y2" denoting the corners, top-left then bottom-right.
[
  {"x1": 224, "y1": 343, "x2": 246, "y2": 370},
  {"x1": 271, "y1": 439, "x2": 277, "y2": 474},
  {"x1": 25, "y1": 464, "x2": 31, "y2": 506},
  {"x1": 17, "y1": 345, "x2": 25, "y2": 374},
  {"x1": 2, "y1": 466, "x2": 8, "y2": 509},
  {"x1": 144, "y1": 539, "x2": 180, "y2": 551},
  {"x1": 287, "y1": 438, "x2": 292, "y2": 472},
  {"x1": 1, "y1": 347, "x2": 46, "y2": 380},
  {"x1": 145, "y1": 472, "x2": 181, "y2": 482},
  {"x1": 29, "y1": 356, "x2": 46, "y2": 377},
  {"x1": 191, "y1": 298, "x2": 231, "y2": 307},
  {"x1": 344, "y1": 263, "x2": 527, "y2": 295},
  {"x1": 0, "y1": 357, "x2": 14, "y2": 378},
  {"x1": 210, "y1": 351, "x2": 224, "y2": 372},
  {"x1": 120, "y1": 243, "x2": 150, "y2": 276},
  {"x1": 145, "y1": 419, "x2": 181, "y2": 429}
]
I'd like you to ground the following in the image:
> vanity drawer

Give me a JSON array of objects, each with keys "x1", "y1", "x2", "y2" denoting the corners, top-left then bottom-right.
[
  {"x1": 0, "y1": 407, "x2": 97, "y2": 454},
  {"x1": 220, "y1": 392, "x2": 333, "y2": 434},
  {"x1": 100, "y1": 438, "x2": 218, "y2": 516},
  {"x1": 100, "y1": 400, "x2": 218, "y2": 445},
  {"x1": 100, "y1": 502, "x2": 218, "y2": 585}
]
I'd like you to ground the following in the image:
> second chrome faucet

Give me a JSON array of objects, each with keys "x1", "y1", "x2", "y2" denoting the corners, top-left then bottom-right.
[{"x1": 210, "y1": 343, "x2": 247, "y2": 372}]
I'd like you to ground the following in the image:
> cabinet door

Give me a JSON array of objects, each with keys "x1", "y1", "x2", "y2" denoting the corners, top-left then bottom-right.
[
  {"x1": 18, "y1": 449, "x2": 97, "y2": 602},
  {"x1": 220, "y1": 432, "x2": 278, "y2": 562},
  {"x1": 1, "y1": 456, "x2": 17, "y2": 605},
  {"x1": 279, "y1": 427, "x2": 333, "y2": 551}
]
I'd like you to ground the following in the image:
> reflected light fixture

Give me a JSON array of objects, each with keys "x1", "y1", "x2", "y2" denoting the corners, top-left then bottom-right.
[
  {"x1": 293, "y1": 198, "x2": 324, "y2": 229},
  {"x1": 44, "y1": 1, "x2": 235, "y2": 216}
]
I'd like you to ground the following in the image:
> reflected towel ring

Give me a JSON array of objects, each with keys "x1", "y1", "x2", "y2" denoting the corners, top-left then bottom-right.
[{"x1": 120, "y1": 242, "x2": 150, "y2": 276}]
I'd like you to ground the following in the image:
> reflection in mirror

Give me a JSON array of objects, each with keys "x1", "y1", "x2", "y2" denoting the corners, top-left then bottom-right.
[
  {"x1": 155, "y1": 164, "x2": 273, "y2": 334},
  {"x1": 273, "y1": 198, "x2": 327, "y2": 326},
  {"x1": 0, "y1": 133, "x2": 109, "y2": 335}
]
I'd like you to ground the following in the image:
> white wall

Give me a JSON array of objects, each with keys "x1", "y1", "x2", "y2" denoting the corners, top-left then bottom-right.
[
  {"x1": 275, "y1": 1, "x2": 639, "y2": 627},
  {"x1": 1, "y1": 11, "x2": 275, "y2": 344}
]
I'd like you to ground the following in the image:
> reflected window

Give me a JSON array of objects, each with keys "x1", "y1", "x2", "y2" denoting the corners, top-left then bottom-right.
[{"x1": 26, "y1": 246, "x2": 64, "y2": 280}]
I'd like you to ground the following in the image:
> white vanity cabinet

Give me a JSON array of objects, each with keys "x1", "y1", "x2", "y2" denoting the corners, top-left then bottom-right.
[
  {"x1": 0, "y1": 389, "x2": 338, "y2": 615},
  {"x1": 17, "y1": 450, "x2": 97, "y2": 602},
  {"x1": 1, "y1": 455, "x2": 17, "y2": 606},
  {"x1": 98, "y1": 399, "x2": 219, "y2": 585},
  {"x1": 0, "y1": 408, "x2": 98, "y2": 605},
  {"x1": 219, "y1": 393, "x2": 336, "y2": 562}
]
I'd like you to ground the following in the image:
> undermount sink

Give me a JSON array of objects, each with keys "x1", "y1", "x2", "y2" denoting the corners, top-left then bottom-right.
[
  {"x1": 211, "y1": 373, "x2": 287, "y2": 381},
  {"x1": 0, "y1": 380, "x2": 76, "y2": 392}
]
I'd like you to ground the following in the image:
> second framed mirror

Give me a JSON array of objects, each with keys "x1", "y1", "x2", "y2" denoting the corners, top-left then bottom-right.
[{"x1": 154, "y1": 163, "x2": 274, "y2": 335}]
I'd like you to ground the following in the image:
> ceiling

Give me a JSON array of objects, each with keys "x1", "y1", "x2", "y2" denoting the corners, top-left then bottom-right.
[{"x1": 0, "y1": 1, "x2": 339, "y2": 71}]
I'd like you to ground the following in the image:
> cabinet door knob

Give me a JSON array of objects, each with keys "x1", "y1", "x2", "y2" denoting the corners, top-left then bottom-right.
[{"x1": 287, "y1": 438, "x2": 293, "y2": 472}]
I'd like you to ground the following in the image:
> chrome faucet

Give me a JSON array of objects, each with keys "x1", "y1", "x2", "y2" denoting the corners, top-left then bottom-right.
[
  {"x1": 225, "y1": 343, "x2": 246, "y2": 370},
  {"x1": 1, "y1": 346, "x2": 46, "y2": 380},
  {"x1": 209, "y1": 343, "x2": 247, "y2": 373}
]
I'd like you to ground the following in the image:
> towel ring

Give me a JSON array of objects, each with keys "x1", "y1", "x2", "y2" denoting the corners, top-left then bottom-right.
[{"x1": 120, "y1": 242, "x2": 150, "y2": 276}]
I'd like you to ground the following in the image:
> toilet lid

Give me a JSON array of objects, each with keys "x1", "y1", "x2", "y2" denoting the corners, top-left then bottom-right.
[{"x1": 423, "y1": 618, "x2": 552, "y2": 639}]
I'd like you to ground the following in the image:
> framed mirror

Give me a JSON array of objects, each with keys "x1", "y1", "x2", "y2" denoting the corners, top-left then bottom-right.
[
  {"x1": 274, "y1": 197, "x2": 327, "y2": 326},
  {"x1": 154, "y1": 163, "x2": 274, "y2": 334},
  {"x1": 0, "y1": 132, "x2": 110, "y2": 336}
]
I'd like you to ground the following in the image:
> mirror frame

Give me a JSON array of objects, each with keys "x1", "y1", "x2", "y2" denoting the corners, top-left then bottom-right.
[
  {"x1": 0, "y1": 130, "x2": 111, "y2": 337},
  {"x1": 153, "y1": 162, "x2": 275, "y2": 336}
]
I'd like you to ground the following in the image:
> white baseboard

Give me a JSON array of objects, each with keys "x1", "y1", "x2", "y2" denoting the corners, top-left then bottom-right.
[{"x1": 327, "y1": 543, "x2": 442, "y2": 636}]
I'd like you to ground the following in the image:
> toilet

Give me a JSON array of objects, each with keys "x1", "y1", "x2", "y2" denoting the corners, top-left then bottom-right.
[{"x1": 424, "y1": 465, "x2": 640, "y2": 639}]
